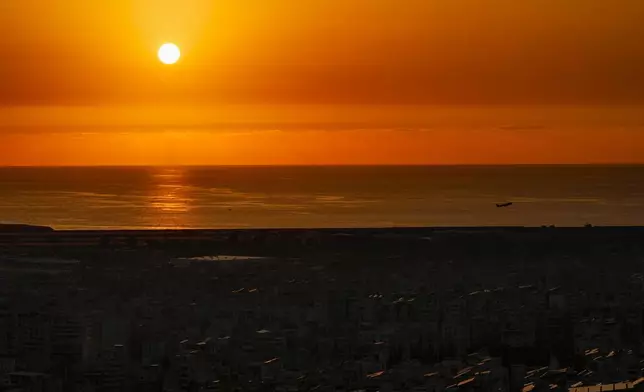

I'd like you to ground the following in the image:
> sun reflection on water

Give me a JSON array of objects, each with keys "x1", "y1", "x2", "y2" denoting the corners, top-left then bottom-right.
[{"x1": 147, "y1": 167, "x2": 192, "y2": 228}]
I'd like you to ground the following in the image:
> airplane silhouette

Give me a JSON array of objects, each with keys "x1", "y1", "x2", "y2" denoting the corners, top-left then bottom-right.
[{"x1": 496, "y1": 202, "x2": 513, "y2": 208}]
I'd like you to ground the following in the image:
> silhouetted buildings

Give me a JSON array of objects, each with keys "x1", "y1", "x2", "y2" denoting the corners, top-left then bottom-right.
[{"x1": 2, "y1": 227, "x2": 644, "y2": 391}]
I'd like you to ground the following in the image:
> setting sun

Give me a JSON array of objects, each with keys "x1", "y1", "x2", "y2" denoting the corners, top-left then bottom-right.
[{"x1": 158, "y1": 43, "x2": 180, "y2": 65}]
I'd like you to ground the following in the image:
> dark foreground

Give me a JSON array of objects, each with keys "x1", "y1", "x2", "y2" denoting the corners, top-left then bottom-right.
[{"x1": 2, "y1": 226, "x2": 644, "y2": 392}]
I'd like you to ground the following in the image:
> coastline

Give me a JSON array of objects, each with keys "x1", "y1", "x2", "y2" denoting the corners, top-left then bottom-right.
[{"x1": 3, "y1": 225, "x2": 644, "y2": 259}]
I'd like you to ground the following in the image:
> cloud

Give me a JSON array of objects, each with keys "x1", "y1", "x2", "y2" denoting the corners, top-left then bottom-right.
[
  {"x1": 498, "y1": 124, "x2": 547, "y2": 131},
  {"x1": 0, "y1": 122, "x2": 441, "y2": 134}
]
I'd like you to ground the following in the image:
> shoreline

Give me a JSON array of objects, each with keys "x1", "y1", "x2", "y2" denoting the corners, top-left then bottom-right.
[
  {"x1": 3, "y1": 225, "x2": 644, "y2": 259},
  {"x1": 3, "y1": 224, "x2": 644, "y2": 232},
  {"x1": 4, "y1": 224, "x2": 644, "y2": 240}
]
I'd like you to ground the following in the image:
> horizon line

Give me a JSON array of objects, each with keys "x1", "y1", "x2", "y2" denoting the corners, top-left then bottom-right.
[{"x1": 2, "y1": 163, "x2": 644, "y2": 169}]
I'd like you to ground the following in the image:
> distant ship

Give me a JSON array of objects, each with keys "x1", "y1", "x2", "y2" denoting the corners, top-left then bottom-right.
[{"x1": 496, "y1": 202, "x2": 513, "y2": 208}]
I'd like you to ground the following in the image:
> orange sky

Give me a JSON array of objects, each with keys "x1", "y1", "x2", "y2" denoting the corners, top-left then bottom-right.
[{"x1": 1, "y1": 0, "x2": 644, "y2": 165}]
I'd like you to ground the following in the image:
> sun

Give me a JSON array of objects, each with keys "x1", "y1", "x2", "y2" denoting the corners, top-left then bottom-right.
[{"x1": 158, "y1": 43, "x2": 181, "y2": 65}]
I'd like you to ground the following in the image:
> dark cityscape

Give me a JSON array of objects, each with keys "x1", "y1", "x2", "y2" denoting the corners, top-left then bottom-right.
[{"x1": 2, "y1": 227, "x2": 644, "y2": 391}]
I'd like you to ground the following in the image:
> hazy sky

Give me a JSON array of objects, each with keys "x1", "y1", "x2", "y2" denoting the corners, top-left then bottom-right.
[
  {"x1": 1, "y1": 0, "x2": 644, "y2": 164},
  {"x1": 2, "y1": 0, "x2": 644, "y2": 105}
]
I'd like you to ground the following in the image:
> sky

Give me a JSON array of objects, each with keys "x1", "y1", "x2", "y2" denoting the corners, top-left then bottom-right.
[{"x1": 1, "y1": 0, "x2": 644, "y2": 165}]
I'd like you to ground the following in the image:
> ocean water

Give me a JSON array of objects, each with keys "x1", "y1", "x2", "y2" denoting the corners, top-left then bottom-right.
[{"x1": 1, "y1": 165, "x2": 643, "y2": 230}]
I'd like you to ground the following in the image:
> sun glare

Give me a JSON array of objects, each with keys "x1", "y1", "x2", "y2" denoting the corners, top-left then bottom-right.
[{"x1": 158, "y1": 43, "x2": 181, "y2": 65}]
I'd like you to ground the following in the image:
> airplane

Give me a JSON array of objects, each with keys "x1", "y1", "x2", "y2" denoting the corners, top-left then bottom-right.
[{"x1": 496, "y1": 202, "x2": 513, "y2": 208}]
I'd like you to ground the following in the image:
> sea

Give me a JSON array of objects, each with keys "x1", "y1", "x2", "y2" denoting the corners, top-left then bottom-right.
[{"x1": 1, "y1": 165, "x2": 643, "y2": 230}]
